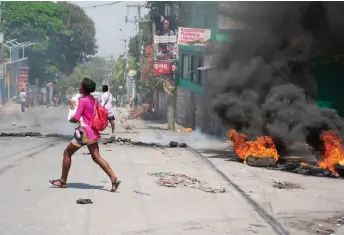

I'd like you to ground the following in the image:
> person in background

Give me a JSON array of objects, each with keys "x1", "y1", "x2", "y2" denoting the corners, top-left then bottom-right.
[
  {"x1": 129, "y1": 95, "x2": 133, "y2": 109},
  {"x1": 19, "y1": 89, "x2": 27, "y2": 112},
  {"x1": 134, "y1": 96, "x2": 139, "y2": 108},
  {"x1": 28, "y1": 92, "x2": 34, "y2": 108},
  {"x1": 49, "y1": 78, "x2": 121, "y2": 192},
  {"x1": 101, "y1": 85, "x2": 116, "y2": 136}
]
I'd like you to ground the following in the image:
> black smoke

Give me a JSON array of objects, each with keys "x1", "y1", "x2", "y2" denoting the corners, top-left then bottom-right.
[{"x1": 211, "y1": 2, "x2": 344, "y2": 153}]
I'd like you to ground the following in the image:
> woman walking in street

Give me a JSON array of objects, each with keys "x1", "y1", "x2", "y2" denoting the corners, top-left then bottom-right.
[{"x1": 49, "y1": 78, "x2": 121, "y2": 192}]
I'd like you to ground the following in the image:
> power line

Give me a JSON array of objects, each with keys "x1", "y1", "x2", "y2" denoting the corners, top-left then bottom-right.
[{"x1": 82, "y1": 1, "x2": 122, "y2": 10}]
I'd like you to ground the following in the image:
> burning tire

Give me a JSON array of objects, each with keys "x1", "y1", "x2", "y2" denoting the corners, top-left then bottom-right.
[{"x1": 246, "y1": 156, "x2": 276, "y2": 167}]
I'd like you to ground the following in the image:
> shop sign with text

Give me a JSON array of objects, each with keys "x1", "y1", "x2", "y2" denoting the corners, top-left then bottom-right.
[{"x1": 153, "y1": 62, "x2": 171, "y2": 75}]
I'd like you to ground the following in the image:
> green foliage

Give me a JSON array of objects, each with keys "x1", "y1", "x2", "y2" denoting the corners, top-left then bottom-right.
[
  {"x1": 128, "y1": 14, "x2": 152, "y2": 59},
  {"x1": 2, "y1": 1, "x2": 97, "y2": 85},
  {"x1": 57, "y1": 1, "x2": 98, "y2": 74},
  {"x1": 55, "y1": 56, "x2": 108, "y2": 97}
]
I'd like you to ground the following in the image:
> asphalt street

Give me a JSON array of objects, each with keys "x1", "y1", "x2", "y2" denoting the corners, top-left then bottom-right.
[
  {"x1": 1, "y1": 105, "x2": 344, "y2": 235},
  {"x1": 0, "y1": 105, "x2": 278, "y2": 235}
]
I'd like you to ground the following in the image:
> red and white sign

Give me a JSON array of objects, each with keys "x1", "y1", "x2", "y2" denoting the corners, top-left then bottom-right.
[
  {"x1": 153, "y1": 62, "x2": 171, "y2": 75},
  {"x1": 19, "y1": 67, "x2": 30, "y2": 92},
  {"x1": 177, "y1": 27, "x2": 211, "y2": 46}
]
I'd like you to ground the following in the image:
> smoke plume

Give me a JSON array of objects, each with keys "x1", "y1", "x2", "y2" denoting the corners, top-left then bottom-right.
[{"x1": 211, "y1": 2, "x2": 344, "y2": 152}]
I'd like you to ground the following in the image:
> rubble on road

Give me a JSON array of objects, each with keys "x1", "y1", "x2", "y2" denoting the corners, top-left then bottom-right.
[
  {"x1": 269, "y1": 163, "x2": 338, "y2": 178},
  {"x1": 0, "y1": 132, "x2": 42, "y2": 137},
  {"x1": 148, "y1": 172, "x2": 226, "y2": 194},
  {"x1": 0, "y1": 132, "x2": 73, "y2": 140},
  {"x1": 126, "y1": 104, "x2": 159, "y2": 120},
  {"x1": 76, "y1": 198, "x2": 93, "y2": 204},
  {"x1": 272, "y1": 181, "x2": 302, "y2": 189},
  {"x1": 101, "y1": 136, "x2": 187, "y2": 149}
]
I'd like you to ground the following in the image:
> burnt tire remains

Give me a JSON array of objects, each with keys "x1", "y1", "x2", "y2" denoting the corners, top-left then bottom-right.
[{"x1": 246, "y1": 156, "x2": 276, "y2": 167}]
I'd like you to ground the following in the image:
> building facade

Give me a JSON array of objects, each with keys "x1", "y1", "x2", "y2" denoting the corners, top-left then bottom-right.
[{"x1": 175, "y1": 2, "x2": 235, "y2": 136}]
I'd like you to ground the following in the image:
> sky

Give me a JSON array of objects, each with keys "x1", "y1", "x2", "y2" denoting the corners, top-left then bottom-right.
[{"x1": 74, "y1": 1, "x2": 149, "y2": 59}]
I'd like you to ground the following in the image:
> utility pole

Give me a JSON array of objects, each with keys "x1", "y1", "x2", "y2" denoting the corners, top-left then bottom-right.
[
  {"x1": 125, "y1": 4, "x2": 148, "y2": 101},
  {"x1": 117, "y1": 28, "x2": 129, "y2": 98},
  {"x1": 0, "y1": 1, "x2": 3, "y2": 45},
  {"x1": 165, "y1": 2, "x2": 177, "y2": 130}
]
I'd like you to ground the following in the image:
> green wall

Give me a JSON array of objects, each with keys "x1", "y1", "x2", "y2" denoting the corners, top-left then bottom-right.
[
  {"x1": 178, "y1": 45, "x2": 205, "y2": 95},
  {"x1": 313, "y1": 60, "x2": 344, "y2": 116}
]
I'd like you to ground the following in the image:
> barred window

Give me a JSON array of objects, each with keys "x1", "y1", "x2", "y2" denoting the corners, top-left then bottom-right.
[{"x1": 182, "y1": 54, "x2": 189, "y2": 79}]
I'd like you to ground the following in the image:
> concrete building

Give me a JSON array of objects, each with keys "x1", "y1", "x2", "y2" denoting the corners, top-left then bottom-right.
[
  {"x1": 175, "y1": 2, "x2": 344, "y2": 137},
  {"x1": 176, "y1": 2, "x2": 239, "y2": 137}
]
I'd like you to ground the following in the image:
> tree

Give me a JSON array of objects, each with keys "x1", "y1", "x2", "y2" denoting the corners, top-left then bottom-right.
[
  {"x1": 2, "y1": 1, "x2": 70, "y2": 84},
  {"x1": 57, "y1": 1, "x2": 98, "y2": 74},
  {"x1": 111, "y1": 55, "x2": 136, "y2": 97},
  {"x1": 2, "y1": 1, "x2": 97, "y2": 85},
  {"x1": 55, "y1": 56, "x2": 109, "y2": 99},
  {"x1": 128, "y1": 14, "x2": 152, "y2": 59},
  {"x1": 80, "y1": 57, "x2": 108, "y2": 86}
]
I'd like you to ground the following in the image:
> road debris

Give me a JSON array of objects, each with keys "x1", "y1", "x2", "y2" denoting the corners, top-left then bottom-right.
[
  {"x1": 0, "y1": 132, "x2": 42, "y2": 137},
  {"x1": 76, "y1": 199, "x2": 93, "y2": 204},
  {"x1": 133, "y1": 189, "x2": 151, "y2": 196},
  {"x1": 148, "y1": 172, "x2": 226, "y2": 194},
  {"x1": 101, "y1": 136, "x2": 187, "y2": 149},
  {"x1": 272, "y1": 181, "x2": 301, "y2": 189},
  {"x1": 246, "y1": 155, "x2": 276, "y2": 167},
  {"x1": 269, "y1": 163, "x2": 338, "y2": 178}
]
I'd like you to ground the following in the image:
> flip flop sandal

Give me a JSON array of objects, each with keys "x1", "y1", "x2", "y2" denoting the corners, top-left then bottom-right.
[
  {"x1": 111, "y1": 178, "x2": 121, "y2": 192},
  {"x1": 49, "y1": 179, "x2": 67, "y2": 188}
]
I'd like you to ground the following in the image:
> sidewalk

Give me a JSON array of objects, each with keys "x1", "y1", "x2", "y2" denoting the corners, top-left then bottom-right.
[{"x1": 108, "y1": 109, "x2": 344, "y2": 235}]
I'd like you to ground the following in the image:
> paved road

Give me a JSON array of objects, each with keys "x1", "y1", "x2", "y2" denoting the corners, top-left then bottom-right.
[
  {"x1": 3, "y1": 105, "x2": 343, "y2": 235},
  {"x1": 0, "y1": 105, "x2": 281, "y2": 235}
]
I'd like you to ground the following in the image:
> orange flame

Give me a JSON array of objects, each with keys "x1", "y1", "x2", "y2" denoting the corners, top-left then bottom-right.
[
  {"x1": 300, "y1": 162, "x2": 311, "y2": 167},
  {"x1": 317, "y1": 131, "x2": 344, "y2": 175},
  {"x1": 228, "y1": 129, "x2": 279, "y2": 163}
]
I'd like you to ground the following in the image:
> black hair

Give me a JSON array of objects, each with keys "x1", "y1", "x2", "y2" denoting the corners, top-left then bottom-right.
[
  {"x1": 81, "y1": 77, "x2": 96, "y2": 94},
  {"x1": 102, "y1": 85, "x2": 109, "y2": 92}
]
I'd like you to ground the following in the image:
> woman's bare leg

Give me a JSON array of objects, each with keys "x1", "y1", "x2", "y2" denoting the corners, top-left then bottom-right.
[
  {"x1": 87, "y1": 143, "x2": 120, "y2": 191},
  {"x1": 50, "y1": 142, "x2": 79, "y2": 187},
  {"x1": 61, "y1": 143, "x2": 80, "y2": 183},
  {"x1": 110, "y1": 120, "x2": 115, "y2": 135}
]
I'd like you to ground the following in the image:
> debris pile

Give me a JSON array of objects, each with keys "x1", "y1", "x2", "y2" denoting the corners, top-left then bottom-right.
[
  {"x1": 272, "y1": 181, "x2": 301, "y2": 189},
  {"x1": 269, "y1": 163, "x2": 338, "y2": 178},
  {"x1": 101, "y1": 136, "x2": 187, "y2": 149},
  {"x1": 148, "y1": 172, "x2": 226, "y2": 194},
  {"x1": 127, "y1": 104, "x2": 157, "y2": 120},
  {"x1": 0, "y1": 132, "x2": 73, "y2": 140},
  {"x1": 76, "y1": 198, "x2": 93, "y2": 204},
  {"x1": 0, "y1": 132, "x2": 42, "y2": 137}
]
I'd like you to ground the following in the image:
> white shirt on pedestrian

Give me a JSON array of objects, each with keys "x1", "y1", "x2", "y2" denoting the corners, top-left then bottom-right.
[
  {"x1": 101, "y1": 91, "x2": 115, "y2": 117},
  {"x1": 19, "y1": 92, "x2": 27, "y2": 102}
]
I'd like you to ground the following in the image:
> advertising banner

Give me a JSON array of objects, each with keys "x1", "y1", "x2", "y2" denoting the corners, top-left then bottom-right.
[
  {"x1": 18, "y1": 67, "x2": 29, "y2": 92},
  {"x1": 177, "y1": 27, "x2": 211, "y2": 46},
  {"x1": 153, "y1": 62, "x2": 171, "y2": 75},
  {"x1": 153, "y1": 16, "x2": 178, "y2": 61}
]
